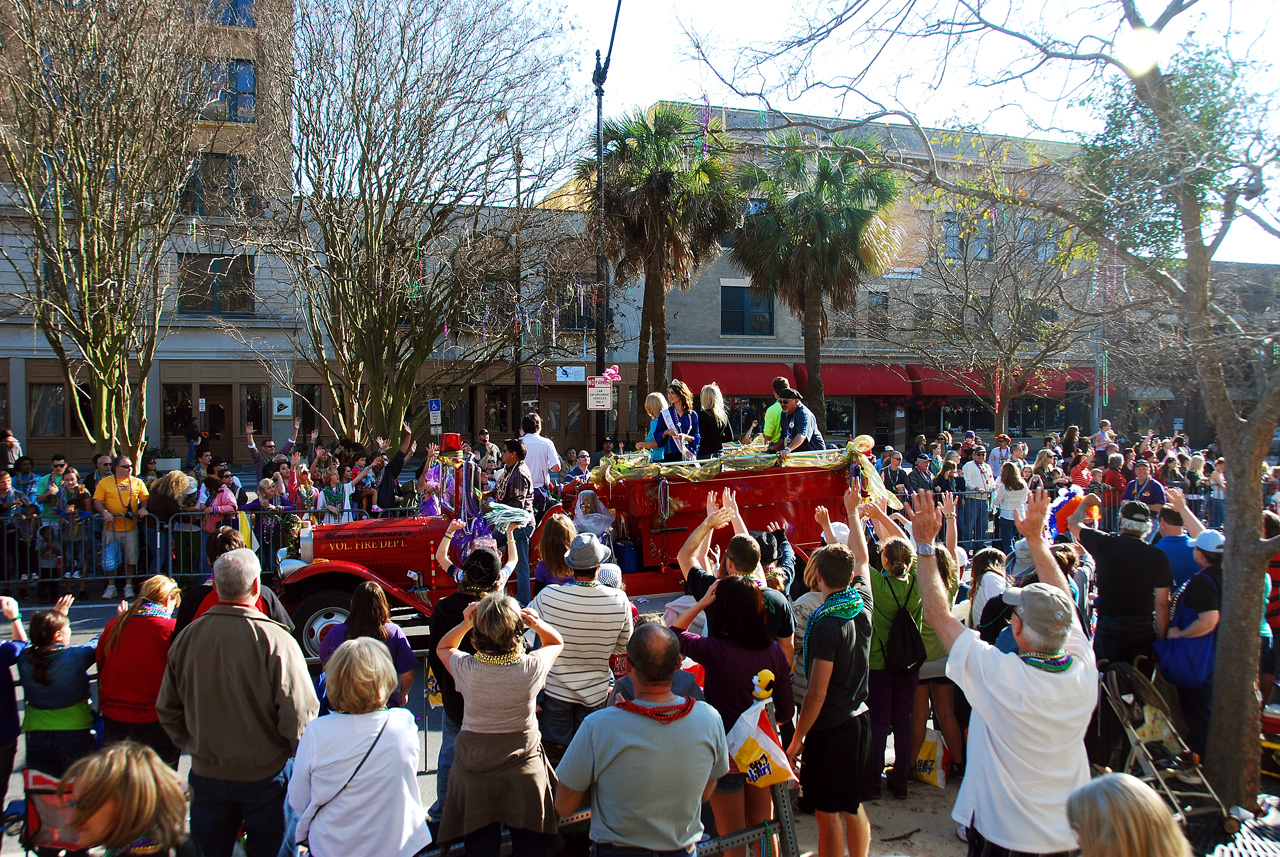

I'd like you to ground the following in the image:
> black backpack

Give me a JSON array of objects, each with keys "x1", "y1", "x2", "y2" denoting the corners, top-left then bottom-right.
[{"x1": 882, "y1": 577, "x2": 927, "y2": 676}]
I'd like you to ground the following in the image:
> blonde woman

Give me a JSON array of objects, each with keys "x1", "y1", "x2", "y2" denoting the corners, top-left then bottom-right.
[
  {"x1": 290, "y1": 638, "x2": 431, "y2": 857},
  {"x1": 633, "y1": 392, "x2": 668, "y2": 463},
  {"x1": 96, "y1": 576, "x2": 183, "y2": 767},
  {"x1": 145, "y1": 470, "x2": 191, "y2": 580},
  {"x1": 436, "y1": 592, "x2": 563, "y2": 857},
  {"x1": 697, "y1": 383, "x2": 735, "y2": 458},
  {"x1": 1067, "y1": 773, "x2": 1190, "y2": 857},
  {"x1": 60, "y1": 741, "x2": 196, "y2": 856}
]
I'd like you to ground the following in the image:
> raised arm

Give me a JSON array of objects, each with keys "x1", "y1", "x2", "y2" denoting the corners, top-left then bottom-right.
[
  {"x1": 1016, "y1": 489, "x2": 1069, "y2": 597},
  {"x1": 941, "y1": 491, "x2": 959, "y2": 565},
  {"x1": 1166, "y1": 487, "x2": 1205, "y2": 538},
  {"x1": 676, "y1": 498, "x2": 732, "y2": 579},
  {"x1": 863, "y1": 496, "x2": 909, "y2": 542},
  {"x1": 844, "y1": 488, "x2": 871, "y2": 582},
  {"x1": 911, "y1": 491, "x2": 965, "y2": 652},
  {"x1": 436, "y1": 519, "x2": 464, "y2": 575},
  {"x1": 721, "y1": 488, "x2": 748, "y2": 536},
  {"x1": 1067, "y1": 493, "x2": 1101, "y2": 540}
]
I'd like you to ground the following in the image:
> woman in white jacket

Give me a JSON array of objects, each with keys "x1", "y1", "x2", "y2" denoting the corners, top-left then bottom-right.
[
  {"x1": 289, "y1": 638, "x2": 431, "y2": 857},
  {"x1": 991, "y1": 461, "x2": 1029, "y2": 554}
]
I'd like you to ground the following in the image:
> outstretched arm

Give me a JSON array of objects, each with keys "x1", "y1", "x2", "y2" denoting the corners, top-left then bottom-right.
[
  {"x1": 910, "y1": 491, "x2": 964, "y2": 652},
  {"x1": 676, "y1": 498, "x2": 732, "y2": 579},
  {"x1": 1166, "y1": 487, "x2": 1205, "y2": 538},
  {"x1": 1017, "y1": 489, "x2": 1069, "y2": 597}
]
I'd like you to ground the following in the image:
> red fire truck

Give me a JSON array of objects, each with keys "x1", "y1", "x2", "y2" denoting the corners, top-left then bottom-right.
[{"x1": 278, "y1": 454, "x2": 853, "y2": 656}]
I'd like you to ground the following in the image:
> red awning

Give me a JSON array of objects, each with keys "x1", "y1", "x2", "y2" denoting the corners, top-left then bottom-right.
[
  {"x1": 1030, "y1": 367, "x2": 1096, "y2": 395},
  {"x1": 671, "y1": 362, "x2": 795, "y2": 396},
  {"x1": 793, "y1": 363, "x2": 913, "y2": 397},
  {"x1": 906, "y1": 366, "x2": 988, "y2": 397}
]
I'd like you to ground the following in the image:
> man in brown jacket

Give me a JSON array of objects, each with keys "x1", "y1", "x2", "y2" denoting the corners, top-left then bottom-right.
[{"x1": 158, "y1": 548, "x2": 318, "y2": 857}]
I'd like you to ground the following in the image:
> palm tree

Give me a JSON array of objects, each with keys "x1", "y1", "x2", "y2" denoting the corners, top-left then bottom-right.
[
  {"x1": 577, "y1": 104, "x2": 742, "y2": 397},
  {"x1": 732, "y1": 131, "x2": 900, "y2": 427}
]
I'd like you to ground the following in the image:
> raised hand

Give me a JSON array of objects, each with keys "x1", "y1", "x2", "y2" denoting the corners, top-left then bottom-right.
[
  {"x1": 54, "y1": 594, "x2": 74, "y2": 615},
  {"x1": 709, "y1": 506, "x2": 734, "y2": 529},
  {"x1": 940, "y1": 491, "x2": 957, "y2": 517},
  {"x1": 293, "y1": 417, "x2": 302, "y2": 431},
  {"x1": 814, "y1": 505, "x2": 831, "y2": 529},
  {"x1": 445, "y1": 519, "x2": 465, "y2": 535},
  {"x1": 1014, "y1": 488, "x2": 1052, "y2": 539},
  {"x1": 245, "y1": 422, "x2": 255, "y2": 436},
  {"x1": 291, "y1": 451, "x2": 302, "y2": 465},
  {"x1": 1166, "y1": 486, "x2": 1186, "y2": 510},
  {"x1": 705, "y1": 491, "x2": 720, "y2": 518},
  {"x1": 910, "y1": 490, "x2": 942, "y2": 545}
]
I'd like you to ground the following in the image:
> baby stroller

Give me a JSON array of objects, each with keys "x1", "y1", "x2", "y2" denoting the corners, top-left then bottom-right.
[
  {"x1": 1100, "y1": 661, "x2": 1238, "y2": 834},
  {"x1": 8, "y1": 769, "x2": 90, "y2": 854}
]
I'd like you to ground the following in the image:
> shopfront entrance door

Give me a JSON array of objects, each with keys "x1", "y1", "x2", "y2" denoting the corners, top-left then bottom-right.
[
  {"x1": 539, "y1": 392, "x2": 588, "y2": 461},
  {"x1": 199, "y1": 384, "x2": 233, "y2": 463}
]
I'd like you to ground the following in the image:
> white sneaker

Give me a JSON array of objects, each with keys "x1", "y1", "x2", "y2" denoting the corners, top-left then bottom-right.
[
  {"x1": 123, "y1": 584, "x2": 135, "y2": 599},
  {"x1": 956, "y1": 825, "x2": 968, "y2": 843},
  {"x1": 101, "y1": 584, "x2": 118, "y2": 600},
  {"x1": 19, "y1": 574, "x2": 28, "y2": 581},
  {"x1": 71, "y1": 571, "x2": 81, "y2": 579}
]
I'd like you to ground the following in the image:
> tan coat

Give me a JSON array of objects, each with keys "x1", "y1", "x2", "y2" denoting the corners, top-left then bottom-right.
[{"x1": 158, "y1": 603, "x2": 319, "y2": 781}]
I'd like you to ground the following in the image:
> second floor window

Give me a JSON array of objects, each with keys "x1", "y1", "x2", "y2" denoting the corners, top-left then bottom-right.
[
  {"x1": 203, "y1": 61, "x2": 256, "y2": 123},
  {"x1": 867, "y1": 291, "x2": 889, "y2": 335},
  {"x1": 178, "y1": 253, "x2": 254, "y2": 314},
  {"x1": 209, "y1": 0, "x2": 255, "y2": 26},
  {"x1": 180, "y1": 154, "x2": 256, "y2": 216},
  {"x1": 721, "y1": 285, "x2": 773, "y2": 336}
]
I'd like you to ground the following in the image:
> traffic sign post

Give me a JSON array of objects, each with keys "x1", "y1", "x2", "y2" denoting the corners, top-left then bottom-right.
[
  {"x1": 587, "y1": 376, "x2": 611, "y2": 411},
  {"x1": 428, "y1": 398, "x2": 442, "y2": 426}
]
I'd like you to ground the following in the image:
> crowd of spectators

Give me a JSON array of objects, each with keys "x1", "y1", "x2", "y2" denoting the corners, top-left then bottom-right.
[{"x1": 0, "y1": 394, "x2": 1264, "y2": 857}]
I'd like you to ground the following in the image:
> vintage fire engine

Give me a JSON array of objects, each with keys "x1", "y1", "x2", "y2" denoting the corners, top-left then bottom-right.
[{"x1": 278, "y1": 443, "x2": 873, "y2": 656}]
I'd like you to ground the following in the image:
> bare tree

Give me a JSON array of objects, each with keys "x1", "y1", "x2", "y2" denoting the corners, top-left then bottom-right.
[
  {"x1": 233, "y1": 0, "x2": 585, "y2": 443},
  {"x1": 842, "y1": 138, "x2": 1159, "y2": 433},
  {"x1": 695, "y1": 0, "x2": 1280, "y2": 805},
  {"x1": 0, "y1": 0, "x2": 222, "y2": 459}
]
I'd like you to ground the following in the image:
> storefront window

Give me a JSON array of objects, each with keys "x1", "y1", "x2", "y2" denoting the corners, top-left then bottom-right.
[
  {"x1": 725, "y1": 396, "x2": 771, "y2": 438},
  {"x1": 163, "y1": 385, "x2": 193, "y2": 438},
  {"x1": 241, "y1": 384, "x2": 268, "y2": 429},
  {"x1": 29, "y1": 384, "x2": 65, "y2": 438},
  {"x1": 825, "y1": 398, "x2": 855, "y2": 438},
  {"x1": 295, "y1": 384, "x2": 322, "y2": 438},
  {"x1": 484, "y1": 389, "x2": 508, "y2": 434}
]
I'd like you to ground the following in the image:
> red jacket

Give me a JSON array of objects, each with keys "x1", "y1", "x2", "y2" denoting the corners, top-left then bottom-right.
[
  {"x1": 96, "y1": 612, "x2": 176, "y2": 723},
  {"x1": 1102, "y1": 468, "x2": 1128, "y2": 507}
]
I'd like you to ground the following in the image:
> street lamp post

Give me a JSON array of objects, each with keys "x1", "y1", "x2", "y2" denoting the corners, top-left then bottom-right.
[{"x1": 593, "y1": 0, "x2": 621, "y2": 446}]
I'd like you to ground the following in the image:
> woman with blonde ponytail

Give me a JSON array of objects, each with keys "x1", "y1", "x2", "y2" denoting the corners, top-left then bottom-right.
[{"x1": 96, "y1": 575, "x2": 182, "y2": 767}]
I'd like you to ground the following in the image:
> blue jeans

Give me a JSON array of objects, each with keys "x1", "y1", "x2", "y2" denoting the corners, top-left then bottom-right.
[
  {"x1": 1093, "y1": 615, "x2": 1156, "y2": 666},
  {"x1": 995, "y1": 516, "x2": 1017, "y2": 555},
  {"x1": 513, "y1": 523, "x2": 533, "y2": 606},
  {"x1": 427, "y1": 711, "x2": 460, "y2": 823},
  {"x1": 963, "y1": 498, "x2": 990, "y2": 549},
  {"x1": 189, "y1": 758, "x2": 295, "y2": 857},
  {"x1": 25, "y1": 729, "x2": 94, "y2": 777},
  {"x1": 1207, "y1": 498, "x2": 1224, "y2": 529},
  {"x1": 187, "y1": 440, "x2": 199, "y2": 468},
  {"x1": 150, "y1": 529, "x2": 169, "y2": 576},
  {"x1": 538, "y1": 694, "x2": 601, "y2": 747},
  {"x1": 465, "y1": 822, "x2": 547, "y2": 857}
]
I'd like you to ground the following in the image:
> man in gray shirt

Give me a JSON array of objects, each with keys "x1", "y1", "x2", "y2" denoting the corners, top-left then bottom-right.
[{"x1": 556, "y1": 623, "x2": 728, "y2": 855}]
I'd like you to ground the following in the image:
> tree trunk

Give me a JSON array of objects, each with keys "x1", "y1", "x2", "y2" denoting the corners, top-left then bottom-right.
[
  {"x1": 636, "y1": 263, "x2": 655, "y2": 403},
  {"x1": 991, "y1": 404, "x2": 1008, "y2": 435},
  {"x1": 802, "y1": 279, "x2": 826, "y2": 429},
  {"x1": 651, "y1": 268, "x2": 670, "y2": 390},
  {"x1": 1204, "y1": 431, "x2": 1272, "y2": 808}
]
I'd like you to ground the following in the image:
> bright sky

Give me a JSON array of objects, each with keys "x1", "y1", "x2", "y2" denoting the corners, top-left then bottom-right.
[{"x1": 557, "y1": 0, "x2": 1277, "y2": 264}]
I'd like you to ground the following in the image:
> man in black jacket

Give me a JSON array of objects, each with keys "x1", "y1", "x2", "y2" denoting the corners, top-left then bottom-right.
[{"x1": 372, "y1": 423, "x2": 413, "y2": 512}]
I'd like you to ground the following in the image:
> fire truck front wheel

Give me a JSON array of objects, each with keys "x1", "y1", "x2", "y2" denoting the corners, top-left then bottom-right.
[{"x1": 294, "y1": 590, "x2": 351, "y2": 659}]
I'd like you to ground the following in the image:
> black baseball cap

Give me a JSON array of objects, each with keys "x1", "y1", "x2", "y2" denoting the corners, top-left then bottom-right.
[{"x1": 1121, "y1": 501, "x2": 1151, "y2": 523}]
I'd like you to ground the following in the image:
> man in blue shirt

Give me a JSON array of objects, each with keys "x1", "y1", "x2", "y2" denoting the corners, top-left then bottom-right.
[
  {"x1": 1123, "y1": 460, "x2": 1168, "y2": 543},
  {"x1": 771, "y1": 388, "x2": 824, "y2": 457},
  {"x1": 1155, "y1": 490, "x2": 1205, "y2": 587}
]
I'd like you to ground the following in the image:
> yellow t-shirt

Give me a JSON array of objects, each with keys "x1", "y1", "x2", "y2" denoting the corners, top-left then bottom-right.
[{"x1": 92, "y1": 476, "x2": 149, "y2": 532}]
